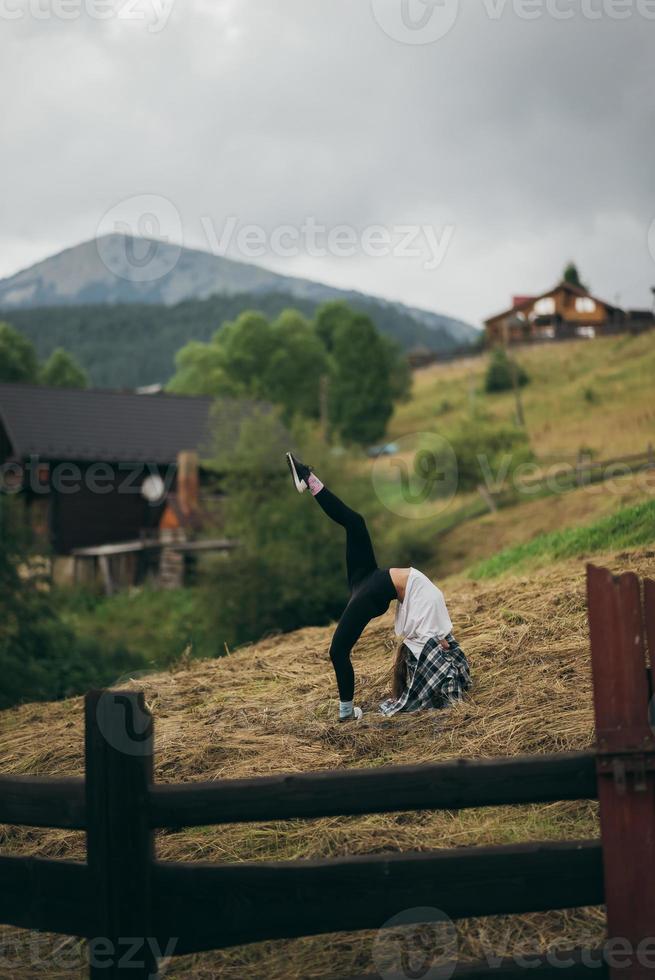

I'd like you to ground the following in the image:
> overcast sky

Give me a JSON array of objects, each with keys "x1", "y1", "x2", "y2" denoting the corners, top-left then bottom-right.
[{"x1": 2, "y1": 0, "x2": 654, "y2": 325}]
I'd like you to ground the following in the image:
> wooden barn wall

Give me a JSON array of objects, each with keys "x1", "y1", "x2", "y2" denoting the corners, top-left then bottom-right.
[{"x1": 49, "y1": 463, "x2": 168, "y2": 553}]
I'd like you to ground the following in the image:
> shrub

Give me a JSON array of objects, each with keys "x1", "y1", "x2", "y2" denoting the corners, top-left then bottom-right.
[
  {"x1": 0, "y1": 499, "x2": 146, "y2": 708},
  {"x1": 432, "y1": 422, "x2": 534, "y2": 493},
  {"x1": 484, "y1": 348, "x2": 529, "y2": 393}
]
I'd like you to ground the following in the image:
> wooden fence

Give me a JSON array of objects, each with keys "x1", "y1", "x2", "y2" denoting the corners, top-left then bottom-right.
[
  {"x1": 477, "y1": 444, "x2": 655, "y2": 513},
  {"x1": 1, "y1": 564, "x2": 654, "y2": 979}
]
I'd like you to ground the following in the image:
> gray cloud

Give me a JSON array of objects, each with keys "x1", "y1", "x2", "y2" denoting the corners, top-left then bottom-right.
[{"x1": 1, "y1": 0, "x2": 653, "y2": 324}]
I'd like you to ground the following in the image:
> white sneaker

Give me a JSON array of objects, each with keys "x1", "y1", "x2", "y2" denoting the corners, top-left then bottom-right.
[
  {"x1": 339, "y1": 706, "x2": 363, "y2": 723},
  {"x1": 286, "y1": 452, "x2": 312, "y2": 493}
]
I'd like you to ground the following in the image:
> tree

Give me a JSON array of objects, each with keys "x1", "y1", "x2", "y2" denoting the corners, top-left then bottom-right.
[
  {"x1": 381, "y1": 336, "x2": 412, "y2": 403},
  {"x1": 167, "y1": 337, "x2": 235, "y2": 396},
  {"x1": 168, "y1": 309, "x2": 328, "y2": 424},
  {"x1": 169, "y1": 301, "x2": 406, "y2": 446},
  {"x1": 563, "y1": 262, "x2": 585, "y2": 289},
  {"x1": 217, "y1": 311, "x2": 277, "y2": 399},
  {"x1": 329, "y1": 312, "x2": 394, "y2": 445},
  {"x1": 39, "y1": 348, "x2": 88, "y2": 388},
  {"x1": 0, "y1": 322, "x2": 39, "y2": 383},
  {"x1": 315, "y1": 300, "x2": 353, "y2": 353},
  {"x1": 265, "y1": 310, "x2": 328, "y2": 422},
  {"x1": 200, "y1": 415, "x2": 346, "y2": 650}
]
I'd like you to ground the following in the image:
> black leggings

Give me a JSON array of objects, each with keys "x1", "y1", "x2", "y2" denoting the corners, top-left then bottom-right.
[{"x1": 314, "y1": 486, "x2": 396, "y2": 701}]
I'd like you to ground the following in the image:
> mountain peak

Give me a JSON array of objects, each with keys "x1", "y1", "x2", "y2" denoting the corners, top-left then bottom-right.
[{"x1": 0, "y1": 234, "x2": 478, "y2": 344}]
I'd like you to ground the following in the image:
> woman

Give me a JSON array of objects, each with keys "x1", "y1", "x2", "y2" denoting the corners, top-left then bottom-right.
[{"x1": 286, "y1": 452, "x2": 471, "y2": 722}]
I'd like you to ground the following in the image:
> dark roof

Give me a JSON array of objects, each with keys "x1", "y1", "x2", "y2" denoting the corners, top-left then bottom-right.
[{"x1": 0, "y1": 383, "x2": 258, "y2": 464}]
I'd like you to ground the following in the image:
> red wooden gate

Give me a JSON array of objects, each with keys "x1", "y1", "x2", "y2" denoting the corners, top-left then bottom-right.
[{"x1": 587, "y1": 565, "x2": 655, "y2": 980}]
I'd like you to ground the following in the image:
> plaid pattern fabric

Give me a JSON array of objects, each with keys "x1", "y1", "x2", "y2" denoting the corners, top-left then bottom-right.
[{"x1": 379, "y1": 633, "x2": 472, "y2": 717}]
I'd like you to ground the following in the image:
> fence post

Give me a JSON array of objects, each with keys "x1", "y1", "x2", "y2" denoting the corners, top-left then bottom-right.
[
  {"x1": 587, "y1": 565, "x2": 655, "y2": 980},
  {"x1": 477, "y1": 483, "x2": 498, "y2": 514},
  {"x1": 85, "y1": 689, "x2": 157, "y2": 979}
]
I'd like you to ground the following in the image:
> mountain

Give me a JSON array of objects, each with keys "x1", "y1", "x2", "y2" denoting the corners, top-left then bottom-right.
[{"x1": 0, "y1": 234, "x2": 478, "y2": 345}]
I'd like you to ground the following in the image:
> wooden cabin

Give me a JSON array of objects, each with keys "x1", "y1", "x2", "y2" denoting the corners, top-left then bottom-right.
[
  {"x1": 484, "y1": 280, "x2": 652, "y2": 346},
  {"x1": 0, "y1": 384, "x2": 255, "y2": 586}
]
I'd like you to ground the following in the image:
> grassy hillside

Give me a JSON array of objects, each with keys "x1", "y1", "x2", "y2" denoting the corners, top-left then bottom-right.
[
  {"x1": 367, "y1": 332, "x2": 655, "y2": 580},
  {"x1": 433, "y1": 471, "x2": 655, "y2": 577},
  {"x1": 2, "y1": 548, "x2": 654, "y2": 978},
  {"x1": 390, "y1": 332, "x2": 655, "y2": 457}
]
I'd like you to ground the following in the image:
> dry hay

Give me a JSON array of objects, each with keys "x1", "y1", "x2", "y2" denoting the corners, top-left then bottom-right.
[{"x1": 1, "y1": 548, "x2": 654, "y2": 979}]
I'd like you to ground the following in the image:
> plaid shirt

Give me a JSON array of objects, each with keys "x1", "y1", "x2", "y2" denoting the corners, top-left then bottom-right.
[{"x1": 379, "y1": 633, "x2": 472, "y2": 717}]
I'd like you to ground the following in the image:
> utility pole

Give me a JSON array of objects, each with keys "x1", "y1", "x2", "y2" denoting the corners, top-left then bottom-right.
[
  {"x1": 468, "y1": 373, "x2": 476, "y2": 418},
  {"x1": 509, "y1": 354, "x2": 526, "y2": 428},
  {"x1": 504, "y1": 319, "x2": 525, "y2": 428}
]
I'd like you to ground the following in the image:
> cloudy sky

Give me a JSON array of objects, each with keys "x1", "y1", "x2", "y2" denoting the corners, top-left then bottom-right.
[{"x1": 2, "y1": 0, "x2": 654, "y2": 325}]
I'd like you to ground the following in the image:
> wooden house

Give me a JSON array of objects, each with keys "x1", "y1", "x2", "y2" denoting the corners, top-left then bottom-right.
[
  {"x1": 0, "y1": 384, "x2": 255, "y2": 587},
  {"x1": 484, "y1": 280, "x2": 652, "y2": 346}
]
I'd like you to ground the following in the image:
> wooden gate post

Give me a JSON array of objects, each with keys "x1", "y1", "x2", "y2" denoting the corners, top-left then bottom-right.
[
  {"x1": 85, "y1": 690, "x2": 157, "y2": 979},
  {"x1": 587, "y1": 565, "x2": 655, "y2": 980}
]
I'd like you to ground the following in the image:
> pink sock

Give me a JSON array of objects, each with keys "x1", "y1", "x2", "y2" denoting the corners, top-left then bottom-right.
[{"x1": 308, "y1": 473, "x2": 324, "y2": 496}]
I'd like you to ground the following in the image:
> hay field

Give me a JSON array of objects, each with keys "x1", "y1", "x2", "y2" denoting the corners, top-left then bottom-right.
[{"x1": 2, "y1": 547, "x2": 655, "y2": 978}]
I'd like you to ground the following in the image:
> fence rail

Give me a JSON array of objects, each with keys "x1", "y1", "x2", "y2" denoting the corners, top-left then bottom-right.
[
  {"x1": 477, "y1": 444, "x2": 655, "y2": 513},
  {"x1": 0, "y1": 563, "x2": 654, "y2": 978}
]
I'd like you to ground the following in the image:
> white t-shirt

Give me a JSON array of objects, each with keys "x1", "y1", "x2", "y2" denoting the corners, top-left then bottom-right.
[{"x1": 394, "y1": 567, "x2": 453, "y2": 655}]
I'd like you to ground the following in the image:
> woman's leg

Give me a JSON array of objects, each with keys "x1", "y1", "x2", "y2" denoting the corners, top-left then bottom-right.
[
  {"x1": 310, "y1": 482, "x2": 378, "y2": 589},
  {"x1": 328, "y1": 594, "x2": 372, "y2": 701}
]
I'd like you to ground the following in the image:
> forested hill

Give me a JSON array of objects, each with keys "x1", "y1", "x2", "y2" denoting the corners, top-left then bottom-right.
[{"x1": 4, "y1": 290, "x2": 473, "y2": 389}]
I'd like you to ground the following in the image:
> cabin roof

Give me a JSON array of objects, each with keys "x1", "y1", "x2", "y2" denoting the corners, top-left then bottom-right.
[
  {"x1": 0, "y1": 383, "x2": 258, "y2": 464},
  {"x1": 485, "y1": 279, "x2": 622, "y2": 326}
]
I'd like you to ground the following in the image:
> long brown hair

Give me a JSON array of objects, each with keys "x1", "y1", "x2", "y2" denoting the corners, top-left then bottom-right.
[{"x1": 391, "y1": 639, "x2": 410, "y2": 699}]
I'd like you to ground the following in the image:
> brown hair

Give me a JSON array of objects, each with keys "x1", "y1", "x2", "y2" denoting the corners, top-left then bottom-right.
[{"x1": 391, "y1": 639, "x2": 410, "y2": 700}]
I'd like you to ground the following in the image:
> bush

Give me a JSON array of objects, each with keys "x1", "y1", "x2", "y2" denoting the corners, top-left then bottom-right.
[
  {"x1": 485, "y1": 348, "x2": 529, "y2": 393},
  {"x1": 0, "y1": 499, "x2": 146, "y2": 708},
  {"x1": 432, "y1": 422, "x2": 534, "y2": 493}
]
